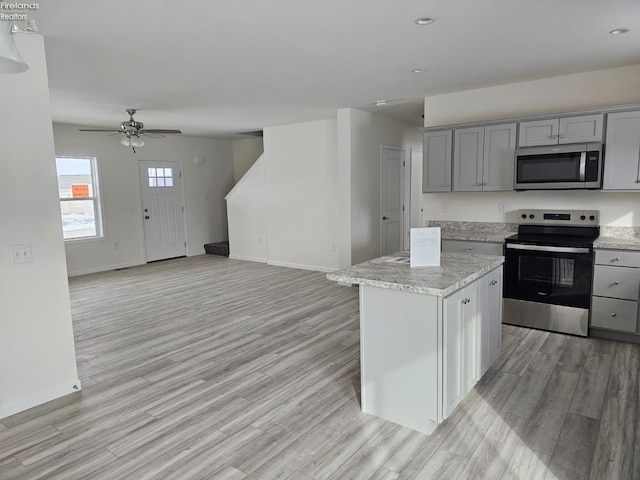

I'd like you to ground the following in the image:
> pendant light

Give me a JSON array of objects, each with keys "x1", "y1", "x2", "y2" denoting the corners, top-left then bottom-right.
[{"x1": 0, "y1": 24, "x2": 28, "y2": 74}]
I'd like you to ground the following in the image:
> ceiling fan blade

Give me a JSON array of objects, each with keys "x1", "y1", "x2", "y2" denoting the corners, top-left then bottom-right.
[
  {"x1": 79, "y1": 129, "x2": 125, "y2": 133},
  {"x1": 142, "y1": 129, "x2": 182, "y2": 135},
  {"x1": 139, "y1": 132, "x2": 165, "y2": 139}
]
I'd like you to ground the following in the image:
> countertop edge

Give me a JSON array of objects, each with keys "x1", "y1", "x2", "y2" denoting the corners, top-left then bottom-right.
[{"x1": 327, "y1": 257, "x2": 504, "y2": 297}]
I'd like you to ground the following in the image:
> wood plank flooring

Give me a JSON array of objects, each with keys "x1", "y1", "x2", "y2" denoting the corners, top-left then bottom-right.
[{"x1": 1, "y1": 255, "x2": 639, "y2": 479}]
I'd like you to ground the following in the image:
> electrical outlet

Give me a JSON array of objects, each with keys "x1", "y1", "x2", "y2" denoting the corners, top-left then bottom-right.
[
  {"x1": 499, "y1": 203, "x2": 508, "y2": 214},
  {"x1": 441, "y1": 202, "x2": 449, "y2": 214}
]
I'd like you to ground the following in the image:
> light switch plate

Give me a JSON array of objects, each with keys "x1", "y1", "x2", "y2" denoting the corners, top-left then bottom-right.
[{"x1": 9, "y1": 244, "x2": 32, "y2": 264}]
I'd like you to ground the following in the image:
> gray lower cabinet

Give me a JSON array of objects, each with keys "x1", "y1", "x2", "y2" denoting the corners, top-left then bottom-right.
[
  {"x1": 359, "y1": 266, "x2": 503, "y2": 433},
  {"x1": 479, "y1": 267, "x2": 502, "y2": 378},
  {"x1": 453, "y1": 123, "x2": 516, "y2": 192},
  {"x1": 602, "y1": 110, "x2": 640, "y2": 191},
  {"x1": 441, "y1": 239, "x2": 504, "y2": 255},
  {"x1": 442, "y1": 267, "x2": 502, "y2": 419},
  {"x1": 591, "y1": 249, "x2": 640, "y2": 334},
  {"x1": 423, "y1": 130, "x2": 452, "y2": 192},
  {"x1": 518, "y1": 114, "x2": 603, "y2": 147}
]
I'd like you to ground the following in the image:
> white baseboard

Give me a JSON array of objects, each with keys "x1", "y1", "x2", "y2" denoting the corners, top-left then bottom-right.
[
  {"x1": 67, "y1": 261, "x2": 144, "y2": 277},
  {"x1": 267, "y1": 260, "x2": 337, "y2": 273},
  {"x1": 229, "y1": 254, "x2": 268, "y2": 263},
  {"x1": 0, "y1": 379, "x2": 82, "y2": 420}
]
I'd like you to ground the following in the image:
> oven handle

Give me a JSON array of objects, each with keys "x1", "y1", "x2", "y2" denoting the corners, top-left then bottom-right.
[{"x1": 506, "y1": 243, "x2": 590, "y2": 254}]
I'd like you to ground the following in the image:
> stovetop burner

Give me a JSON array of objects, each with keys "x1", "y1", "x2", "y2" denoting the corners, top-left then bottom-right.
[{"x1": 507, "y1": 209, "x2": 600, "y2": 247}]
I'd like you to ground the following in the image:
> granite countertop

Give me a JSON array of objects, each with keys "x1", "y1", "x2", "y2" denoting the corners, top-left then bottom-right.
[
  {"x1": 327, "y1": 251, "x2": 504, "y2": 297},
  {"x1": 594, "y1": 227, "x2": 640, "y2": 251},
  {"x1": 594, "y1": 236, "x2": 640, "y2": 251},
  {"x1": 428, "y1": 221, "x2": 516, "y2": 243},
  {"x1": 440, "y1": 229, "x2": 516, "y2": 242}
]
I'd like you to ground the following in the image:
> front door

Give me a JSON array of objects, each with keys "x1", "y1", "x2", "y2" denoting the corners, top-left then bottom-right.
[
  {"x1": 380, "y1": 146, "x2": 404, "y2": 255},
  {"x1": 139, "y1": 160, "x2": 186, "y2": 262}
]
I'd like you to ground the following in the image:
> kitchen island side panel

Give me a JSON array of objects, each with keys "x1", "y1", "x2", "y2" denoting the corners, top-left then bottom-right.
[{"x1": 359, "y1": 285, "x2": 440, "y2": 434}]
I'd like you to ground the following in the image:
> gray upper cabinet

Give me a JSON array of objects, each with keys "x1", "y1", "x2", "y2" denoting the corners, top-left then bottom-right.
[
  {"x1": 603, "y1": 110, "x2": 640, "y2": 191},
  {"x1": 453, "y1": 123, "x2": 516, "y2": 192},
  {"x1": 518, "y1": 114, "x2": 603, "y2": 147},
  {"x1": 423, "y1": 130, "x2": 452, "y2": 192}
]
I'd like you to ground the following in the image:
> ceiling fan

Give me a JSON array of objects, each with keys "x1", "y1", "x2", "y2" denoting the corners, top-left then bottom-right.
[{"x1": 79, "y1": 109, "x2": 182, "y2": 152}]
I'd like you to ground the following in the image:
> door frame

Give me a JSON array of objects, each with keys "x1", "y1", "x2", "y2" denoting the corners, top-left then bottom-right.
[
  {"x1": 379, "y1": 144, "x2": 410, "y2": 254},
  {"x1": 138, "y1": 158, "x2": 189, "y2": 262}
]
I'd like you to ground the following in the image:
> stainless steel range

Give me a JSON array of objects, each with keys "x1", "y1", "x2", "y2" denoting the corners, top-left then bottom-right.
[{"x1": 503, "y1": 209, "x2": 600, "y2": 336}]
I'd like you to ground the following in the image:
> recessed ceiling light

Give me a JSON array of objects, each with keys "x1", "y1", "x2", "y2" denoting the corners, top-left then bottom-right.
[
  {"x1": 412, "y1": 68, "x2": 428, "y2": 73},
  {"x1": 375, "y1": 100, "x2": 388, "y2": 107},
  {"x1": 609, "y1": 28, "x2": 630, "y2": 35},
  {"x1": 415, "y1": 17, "x2": 435, "y2": 26}
]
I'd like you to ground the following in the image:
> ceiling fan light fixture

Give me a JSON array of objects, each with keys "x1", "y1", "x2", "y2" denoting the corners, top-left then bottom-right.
[
  {"x1": 415, "y1": 17, "x2": 435, "y2": 26},
  {"x1": 131, "y1": 136, "x2": 145, "y2": 148},
  {"x1": 120, "y1": 136, "x2": 131, "y2": 147},
  {"x1": 609, "y1": 28, "x2": 630, "y2": 35},
  {"x1": 0, "y1": 24, "x2": 29, "y2": 74}
]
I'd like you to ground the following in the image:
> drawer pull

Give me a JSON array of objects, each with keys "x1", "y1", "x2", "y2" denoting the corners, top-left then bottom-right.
[
  {"x1": 613, "y1": 257, "x2": 621, "y2": 262},
  {"x1": 611, "y1": 313, "x2": 617, "y2": 317},
  {"x1": 490, "y1": 280, "x2": 498, "y2": 286},
  {"x1": 613, "y1": 281, "x2": 619, "y2": 286}
]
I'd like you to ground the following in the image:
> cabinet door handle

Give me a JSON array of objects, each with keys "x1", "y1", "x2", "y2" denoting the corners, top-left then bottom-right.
[
  {"x1": 611, "y1": 312, "x2": 617, "y2": 317},
  {"x1": 558, "y1": 134, "x2": 565, "y2": 138},
  {"x1": 612, "y1": 281, "x2": 619, "y2": 286},
  {"x1": 490, "y1": 280, "x2": 498, "y2": 286},
  {"x1": 613, "y1": 257, "x2": 621, "y2": 262}
]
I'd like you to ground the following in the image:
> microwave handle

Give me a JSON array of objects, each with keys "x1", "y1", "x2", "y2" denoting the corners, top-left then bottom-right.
[{"x1": 579, "y1": 152, "x2": 586, "y2": 181}]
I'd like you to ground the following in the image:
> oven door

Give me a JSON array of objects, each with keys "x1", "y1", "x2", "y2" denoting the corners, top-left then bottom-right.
[{"x1": 504, "y1": 243, "x2": 593, "y2": 309}]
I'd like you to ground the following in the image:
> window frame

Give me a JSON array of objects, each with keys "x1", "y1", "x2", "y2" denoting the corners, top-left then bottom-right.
[{"x1": 55, "y1": 155, "x2": 105, "y2": 242}]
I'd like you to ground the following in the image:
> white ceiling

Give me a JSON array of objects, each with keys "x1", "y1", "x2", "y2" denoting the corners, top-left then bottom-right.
[{"x1": 23, "y1": 0, "x2": 640, "y2": 138}]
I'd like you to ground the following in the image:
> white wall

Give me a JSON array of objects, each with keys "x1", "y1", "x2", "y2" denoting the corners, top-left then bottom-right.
[
  {"x1": 422, "y1": 64, "x2": 640, "y2": 226},
  {"x1": 226, "y1": 155, "x2": 268, "y2": 262},
  {"x1": 0, "y1": 34, "x2": 79, "y2": 419},
  {"x1": 228, "y1": 111, "x2": 421, "y2": 271},
  {"x1": 264, "y1": 118, "x2": 340, "y2": 272},
  {"x1": 53, "y1": 124, "x2": 235, "y2": 276},
  {"x1": 341, "y1": 109, "x2": 421, "y2": 265},
  {"x1": 232, "y1": 137, "x2": 263, "y2": 183}
]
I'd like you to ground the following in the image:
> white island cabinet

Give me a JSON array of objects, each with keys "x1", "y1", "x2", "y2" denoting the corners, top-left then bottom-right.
[{"x1": 327, "y1": 252, "x2": 504, "y2": 434}]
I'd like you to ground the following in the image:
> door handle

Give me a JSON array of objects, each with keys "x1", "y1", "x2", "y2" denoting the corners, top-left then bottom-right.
[
  {"x1": 382, "y1": 216, "x2": 390, "y2": 220},
  {"x1": 145, "y1": 215, "x2": 150, "y2": 220}
]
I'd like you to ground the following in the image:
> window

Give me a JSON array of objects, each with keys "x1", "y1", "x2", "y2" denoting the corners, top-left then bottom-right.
[
  {"x1": 55, "y1": 156, "x2": 103, "y2": 240},
  {"x1": 147, "y1": 167, "x2": 174, "y2": 187}
]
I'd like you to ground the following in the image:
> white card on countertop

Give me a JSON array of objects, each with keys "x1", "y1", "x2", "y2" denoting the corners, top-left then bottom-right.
[{"x1": 410, "y1": 227, "x2": 440, "y2": 267}]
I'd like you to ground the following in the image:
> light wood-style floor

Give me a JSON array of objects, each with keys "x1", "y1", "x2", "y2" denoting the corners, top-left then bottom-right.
[{"x1": 1, "y1": 255, "x2": 639, "y2": 479}]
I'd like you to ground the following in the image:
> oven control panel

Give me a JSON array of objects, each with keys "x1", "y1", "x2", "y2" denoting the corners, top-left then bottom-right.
[{"x1": 518, "y1": 209, "x2": 599, "y2": 226}]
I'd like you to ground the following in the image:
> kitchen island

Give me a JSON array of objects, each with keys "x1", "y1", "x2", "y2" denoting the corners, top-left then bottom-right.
[{"x1": 327, "y1": 251, "x2": 504, "y2": 434}]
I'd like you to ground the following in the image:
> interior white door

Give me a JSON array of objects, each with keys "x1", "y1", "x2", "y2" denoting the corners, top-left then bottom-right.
[
  {"x1": 139, "y1": 160, "x2": 186, "y2": 262},
  {"x1": 380, "y1": 146, "x2": 404, "y2": 256}
]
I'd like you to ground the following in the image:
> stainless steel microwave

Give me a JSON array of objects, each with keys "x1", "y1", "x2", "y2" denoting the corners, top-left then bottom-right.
[{"x1": 514, "y1": 143, "x2": 603, "y2": 190}]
